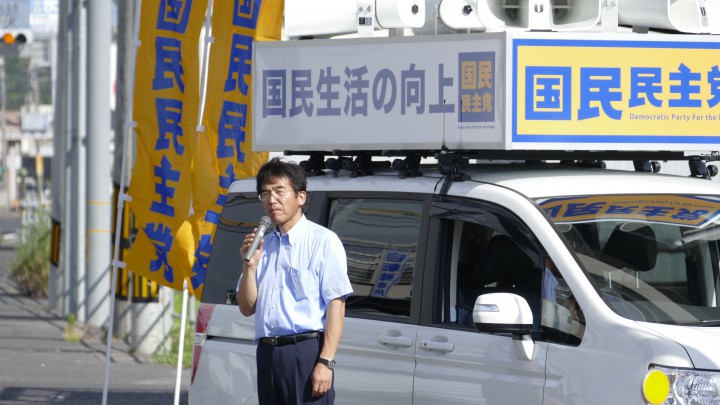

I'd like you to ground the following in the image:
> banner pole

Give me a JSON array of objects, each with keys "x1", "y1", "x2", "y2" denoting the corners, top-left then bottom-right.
[
  {"x1": 174, "y1": 280, "x2": 190, "y2": 405},
  {"x1": 170, "y1": 3, "x2": 214, "y2": 401},
  {"x1": 197, "y1": 0, "x2": 214, "y2": 125},
  {"x1": 102, "y1": 0, "x2": 142, "y2": 404}
]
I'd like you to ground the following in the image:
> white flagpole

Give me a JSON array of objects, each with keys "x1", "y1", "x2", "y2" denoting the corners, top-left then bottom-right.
[
  {"x1": 101, "y1": 0, "x2": 142, "y2": 404},
  {"x1": 197, "y1": 0, "x2": 214, "y2": 126},
  {"x1": 174, "y1": 280, "x2": 190, "y2": 405}
]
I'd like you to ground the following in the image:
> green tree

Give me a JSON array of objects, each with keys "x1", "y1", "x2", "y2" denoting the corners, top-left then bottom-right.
[
  {"x1": 37, "y1": 65, "x2": 52, "y2": 105},
  {"x1": 4, "y1": 56, "x2": 30, "y2": 110}
]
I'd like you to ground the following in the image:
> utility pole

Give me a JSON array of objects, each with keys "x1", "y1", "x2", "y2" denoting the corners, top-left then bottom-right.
[
  {"x1": 85, "y1": 0, "x2": 112, "y2": 330},
  {"x1": 112, "y1": 0, "x2": 133, "y2": 340},
  {"x1": 49, "y1": 0, "x2": 69, "y2": 312},
  {"x1": 0, "y1": 55, "x2": 6, "y2": 213},
  {"x1": 61, "y1": 0, "x2": 74, "y2": 318},
  {"x1": 69, "y1": 0, "x2": 86, "y2": 323}
]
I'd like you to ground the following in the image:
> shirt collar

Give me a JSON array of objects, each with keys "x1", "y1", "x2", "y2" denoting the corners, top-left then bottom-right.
[{"x1": 272, "y1": 214, "x2": 307, "y2": 246}]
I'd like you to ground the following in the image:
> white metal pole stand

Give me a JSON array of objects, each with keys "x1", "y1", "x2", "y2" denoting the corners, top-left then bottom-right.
[
  {"x1": 102, "y1": 0, "x2": 142, "y2": 403},
  {"x1": 174, "y1": 280, "x2": 190, "y2": 405}
]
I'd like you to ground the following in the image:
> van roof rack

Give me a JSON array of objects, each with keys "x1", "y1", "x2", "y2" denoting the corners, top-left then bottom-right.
[
  {"x1": 284, "y1": 149, "x2": 719, "y2": 161},
  {"x1": 286, "y1": 149, "x2": 720, "y2": 183}
]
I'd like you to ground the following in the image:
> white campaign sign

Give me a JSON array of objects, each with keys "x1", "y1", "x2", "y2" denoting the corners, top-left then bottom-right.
[{"x1": 252, "y1": 34, "x2": 506, "y2": 152}]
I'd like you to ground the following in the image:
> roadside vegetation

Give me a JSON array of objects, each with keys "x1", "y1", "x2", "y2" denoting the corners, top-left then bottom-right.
[
  {"x1": 63, "y1": 313, "x2": 83, "y2": 342},
  {"x1": 9, "y1": 204, "x2": 196, "y2": 367},
  {"x1": 152, "y1": 290, "x2": 195, "y2": 368},
  {"x1": 10, "y1": 208, "x2": 50, "y2": 297}
]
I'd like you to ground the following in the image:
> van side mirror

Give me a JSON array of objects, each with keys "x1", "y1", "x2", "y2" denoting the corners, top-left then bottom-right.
[{"x1": 473, "y1": 292, "x2": 533, "y2": 335}]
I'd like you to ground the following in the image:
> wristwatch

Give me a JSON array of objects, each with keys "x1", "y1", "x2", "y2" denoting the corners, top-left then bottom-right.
[{"x1": 317, "y1": 357, "x2": 336, "y2": 370}]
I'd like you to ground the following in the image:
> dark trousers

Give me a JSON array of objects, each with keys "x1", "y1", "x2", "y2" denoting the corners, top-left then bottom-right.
[{"x1": 256, "y1": 335, "x2": 335, "y2": 405}]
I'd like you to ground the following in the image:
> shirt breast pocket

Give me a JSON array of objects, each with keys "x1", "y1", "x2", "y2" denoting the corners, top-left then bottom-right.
[{"x1": 289, "y1": 268, "x2": 316, "y2": 301}]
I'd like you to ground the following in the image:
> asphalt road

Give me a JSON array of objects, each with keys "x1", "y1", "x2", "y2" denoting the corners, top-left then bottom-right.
[{"x1": 0, "y1": 212, "x2": 191, "y2": 405}]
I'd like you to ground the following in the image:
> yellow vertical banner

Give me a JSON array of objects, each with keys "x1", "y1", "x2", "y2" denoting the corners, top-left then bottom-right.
[
  {"x1": 187, "y1": 0, "x2": 282, "y2": 299},
  {"x1": 113, "y1": 183, "x2": 159, "y2": 302},
  {"x1": 125, "y1": 0, "x2": 208, "y2": 292}
]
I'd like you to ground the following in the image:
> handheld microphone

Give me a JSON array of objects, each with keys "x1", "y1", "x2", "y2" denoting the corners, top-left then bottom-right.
[{"x1": 243, "y1": 216, "x2": 272, "y2": 262}]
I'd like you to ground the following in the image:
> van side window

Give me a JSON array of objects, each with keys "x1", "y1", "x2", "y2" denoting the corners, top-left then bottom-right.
[
  {"x1": 541, "y1": 256, "x2": 586, "y2": 345},
  {"x1": 430, "y1": 198, "x2": 583, "y2": 344},
  {"x1": 433, "y1": 213, "x2": 586, "y2": 345},
  {"x1": 436, "y1": 219, "x2": 543, "y2": 330},
  {"x1": 200, "y1": 192, "x2": 267, "y2": 304},
  {"x1": 328, "y1": 198, "x2": 423, "y2": 319}
]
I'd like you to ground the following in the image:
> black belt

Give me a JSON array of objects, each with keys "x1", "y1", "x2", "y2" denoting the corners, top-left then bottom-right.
[{"x1": 260, "y1": 331, "x2": 320, "y2": 346}]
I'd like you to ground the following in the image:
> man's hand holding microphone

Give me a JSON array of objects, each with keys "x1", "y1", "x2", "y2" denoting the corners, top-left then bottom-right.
[
  {"x1": 237, "y1": 216, "x2": 272, "y2": 316},
  {"x1": 242, "y1": 216, "x2": 273, "y2": 264}
]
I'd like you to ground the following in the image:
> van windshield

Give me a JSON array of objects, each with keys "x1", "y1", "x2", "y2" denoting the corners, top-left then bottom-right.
[{"x1": 537, "y1": 194, "x2": 720, "y2": 325}]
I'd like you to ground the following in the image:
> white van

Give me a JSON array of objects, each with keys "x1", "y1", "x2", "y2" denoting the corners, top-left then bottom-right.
[
  {"x1": 189, "y1": 153, "x2": 720, "y2": 405},
  {"x1": 189, "y1": 23, "x2": 720, "y2": 404}
]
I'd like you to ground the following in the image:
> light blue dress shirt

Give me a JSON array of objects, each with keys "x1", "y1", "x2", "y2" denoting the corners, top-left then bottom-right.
[{"x1": 243, "y1": 215, "x2": 353, "y2": 341}]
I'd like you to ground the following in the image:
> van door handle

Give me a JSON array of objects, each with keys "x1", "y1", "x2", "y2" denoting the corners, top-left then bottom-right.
[
  {"x1": 378, "y1": 335, "x2": 413, "y2": 348},
  {"x1": 419, "y1": 340, "x2": 454, "y2": 353}
]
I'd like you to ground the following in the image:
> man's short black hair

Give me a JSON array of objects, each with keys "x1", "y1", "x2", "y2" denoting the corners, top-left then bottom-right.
[{"x1": 256, "y1": 157, "x2": 307, "y2": 195}]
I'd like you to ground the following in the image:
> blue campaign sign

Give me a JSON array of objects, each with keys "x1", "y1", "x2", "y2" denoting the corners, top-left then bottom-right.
[
  {"x1": 512, "y1": 33, "x2": 720, "y2": 151},
  {"x1": 371, "y1": 250, "x2": 409, "y2": 298},
  {"x1": 538, "y1": 195, "x2": 720, "y2": 228}
]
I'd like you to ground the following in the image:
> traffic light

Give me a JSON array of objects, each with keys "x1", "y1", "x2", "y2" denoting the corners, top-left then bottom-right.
[{"x1": 1, "y1": 29, "x2": 32, "y2": 45}]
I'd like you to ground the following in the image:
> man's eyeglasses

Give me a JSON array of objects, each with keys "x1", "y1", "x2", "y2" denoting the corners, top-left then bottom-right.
[{"x1": 258, "y1": 188, "x2": 291, "y2": 202}]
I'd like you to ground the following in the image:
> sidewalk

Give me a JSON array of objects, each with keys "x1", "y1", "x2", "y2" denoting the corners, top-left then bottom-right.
[{"x1": 0, "y1": 215, "x2": 190, "y2": 404}]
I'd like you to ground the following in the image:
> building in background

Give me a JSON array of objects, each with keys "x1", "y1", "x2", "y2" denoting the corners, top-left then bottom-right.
[{"x1": 0, "y1": 0, "x2": 56, "y2": 209}]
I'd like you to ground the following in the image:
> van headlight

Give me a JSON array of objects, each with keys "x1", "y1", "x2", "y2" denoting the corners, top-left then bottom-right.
[{"x1": 644, "y1": 366, "x2": 720, "y2": 405}]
